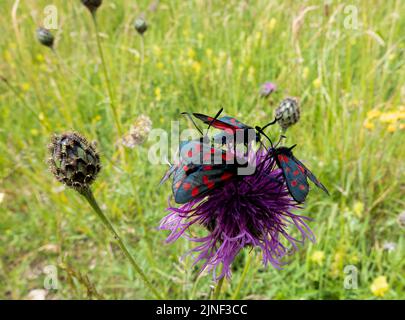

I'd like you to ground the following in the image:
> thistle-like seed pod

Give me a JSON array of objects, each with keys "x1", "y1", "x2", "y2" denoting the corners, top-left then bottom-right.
[
  {"x1": 134, "y1": 18, "x2": 148, "y2": 35},
  {"x1": 81, "y1": 0, "x2": 103, "y2": 13},
  {"x1": 48, "y1": 132, "x2": 101, "y2": 193},
  {"x1": 36, "y1": 27, "x2": 54, "y2": 48},
  {"x1": 275, "y1": 97, "x2": 300, "y2": 131}
]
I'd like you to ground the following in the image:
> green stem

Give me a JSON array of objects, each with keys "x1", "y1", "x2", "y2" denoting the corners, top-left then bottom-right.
[
  {"x1": 0, "y1": 77, "x2": 50, "y2": 131},
  {"x1": 213, "y1": 277, "x2": 224, "y2": 300},
  {"x1": 231, "y1": 252, "x2": 252, "y2": 300},
  {"x1": 81, "y1": 188, "x2": 162, "y2": 299},
  {"x1": 134, "y1": 35, "x2": 145, "y2": 115},
  {"x1": 91, "y1": 14, "x2": 122, "y2": 135}
]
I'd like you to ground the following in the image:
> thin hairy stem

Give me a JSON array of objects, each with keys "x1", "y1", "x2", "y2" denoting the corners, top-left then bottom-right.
[
  {"x1": 213, "y1": 277, "x2": 225, "y2": 300},
  {"x1": 80, "y1": 188, "x2": 163, "y2": 299},
  {"x1": 91, "y1": 14, "x2": 122, "y2": 135}
]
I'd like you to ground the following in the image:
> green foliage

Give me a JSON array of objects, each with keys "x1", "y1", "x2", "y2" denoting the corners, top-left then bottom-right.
[{"x1": 0, "y1": 0, "x2": 404, "y2": 299}]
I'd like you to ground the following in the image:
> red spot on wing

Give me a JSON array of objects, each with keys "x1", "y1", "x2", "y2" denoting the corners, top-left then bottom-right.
[
  {"x1": 202, "y1": 175, "x2": 209, "y2": 184},
  {"x1": 286, "y1": 167, "x2": 291, "y2": 173},
  {"x1": 291, "y1": 180, "x2": 298, "y2": 187},
  {"x1": 278, "y1": 155, "x2": 288, "y2": 163},
  {"x1": 203, "y1": 165, "x2": 213, "y2": 171},
  {"x1": 183, "y1": 165, "x2": 188, "y2": 171},
  {"x1": 191, "y1": 187, "x2": 199, "y2": 197},
  {"x1": 298, "y1": 165, "x2": 305, "y2": 173},
  {"x1": 183, "y1": 183, "x2": 191, "y2": 191},
  {"x1": 299, "y1": 184, "x2": 306, "y2": 190},
  {"x1": 175, "y1": 182, "x2": 181, "y2": 189},
  {"x1": 187, "y1": 149, "x2": 193, "y2": 158},
  {"x1": 221, "y1": 172, "x2": 234, "y2": 181},
  {"x1": 293, "y1": 170, "x2": 299, "y2": 176}
]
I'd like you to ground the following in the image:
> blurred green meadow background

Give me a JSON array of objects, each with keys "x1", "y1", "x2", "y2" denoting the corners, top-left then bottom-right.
[{"x1": 0, "y1": 0, "x2": 404, "y2": 299}]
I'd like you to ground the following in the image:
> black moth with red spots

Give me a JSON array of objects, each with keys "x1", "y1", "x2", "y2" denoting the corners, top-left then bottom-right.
[{"x1": 272, "y1": 146, "x2": 329, "y2": 203}]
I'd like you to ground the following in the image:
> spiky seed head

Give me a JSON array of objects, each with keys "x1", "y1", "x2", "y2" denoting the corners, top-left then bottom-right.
[
  {"x1": 275, "y1": 97, "x2": 300, "y2": 130},
  {"x1": 48, "y1": 132, "x2": 101, "y2": 193},
  {"x1": 134, "y1": 18, "x2": 148, "y2": 35},
  {"x1": 81, "y1": 0, "x2": 103, "y2": 13},
  {"x1": 36, "y1": 27, "x2": 54, "y2": 48}
]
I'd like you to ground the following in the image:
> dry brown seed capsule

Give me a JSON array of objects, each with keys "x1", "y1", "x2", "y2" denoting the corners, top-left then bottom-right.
[{"x1": 48, "y1": 132, "x2": 101, "y2": 193}]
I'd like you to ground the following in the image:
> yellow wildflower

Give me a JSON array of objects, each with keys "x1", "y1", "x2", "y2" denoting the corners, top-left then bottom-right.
[
  {"x1": 153, "y1": 45, "x2": 162, "y2": 57},
  {"x1": 387, "y1": 124, "x2": 396, "y2": 133},
  {"x1": 313, "y1": 78, "x2": 322, "y2": 89},
  {"x1": 155, "y1": 87, "x2": 161, "y2": 102},
  {"x1": 156, "y1": 62, "x2": 164, "y2": 70},
  {"x1": 370, "y1": 276, "x2": 389, "y2": 297},
  {"x1": 267, "y1": 18, "x2": 277, "y2": 33},
  {"x1": 191, "y1": 61, "x2": 201, "y2": 74},
  {"x1": 36, "y1": 53, "x2": 45, "y2": 63},
  {"x1": 302, "y1": 67, "x2": 309, "y2": 80},
  {"x1": 363, "y1": 121, "x2": 375, "y2": 130},
  {"x1": 353, "y1": 201, "x2": 364, "y2": 218},
  {"x1": 21, "y1": 82, "x2": 30, "y2": 92},
  {"x1": 187, "y1": 48, "x2": 196, "y2": 59},
  {"x1": 367, "y1": 109, "x2": 381, "y2": 119},
  {"x1": 311, "y1": 251, "x2": 325, "y2": 266}
]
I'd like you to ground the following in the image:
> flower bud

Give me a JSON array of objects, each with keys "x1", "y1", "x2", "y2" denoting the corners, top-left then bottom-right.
[
  {"x1": 36, "y1": 27, "x2": 54, "y2": 48},
  {"x1": 134, "y1": 18, "x2": 148, "y2": 35},
  {"x1": 260, "y1": 82, "x2": 276, "y2": 98},
  {"x1": 275, "y1": 97, "x2": 300, "y2": 130},
  {"x1": 81, "y1": 0, "x2": 103, "y2": 14},
  {"x1": 48, "y1": 132, "x2": 101, "y2": 192}
]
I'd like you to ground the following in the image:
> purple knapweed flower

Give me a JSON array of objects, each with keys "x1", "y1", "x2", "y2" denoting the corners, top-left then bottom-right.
[
  {"x1": 259, "y1": 82, "x2": 277, "y2": 98},
  {"x1": 159, "y1": 147, "x2": 315, "y2": 280}
]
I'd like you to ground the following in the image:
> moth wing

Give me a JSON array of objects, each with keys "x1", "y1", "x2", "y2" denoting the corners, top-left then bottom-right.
[
  {"x1": 173, "y1": 164, "x2": 237, "y2": 204},
  {"x1": 292, "y1": 157, "x2": 329, "y2": 195},
  {"x1": 277, "y1": 154, "x2": 309, "y2": 203}
]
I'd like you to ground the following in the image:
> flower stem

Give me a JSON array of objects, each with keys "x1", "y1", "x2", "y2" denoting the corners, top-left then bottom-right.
[
  {"x1": 80, "y1": 188, "x2": 162, "y2": 299},
  {"x1": 231, "y1": 252, "x2": 252, "y2": 300},
  {"x1": 91, "y1": 13, "x2": 122, "y2": 136},
  {"x1": 134, "y1": 35, "x2": 145, "y2": 115},
  {"x1": 213, "y1": 277, "x2": 225, "y2": 300}
]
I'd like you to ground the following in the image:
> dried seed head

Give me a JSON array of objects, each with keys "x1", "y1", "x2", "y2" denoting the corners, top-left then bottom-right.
[
  {"x1": 134, "y1": 18, "x2": 148, "y2": 35},
  {"x1": 81, "y1": 0, "x2": 103, "y2": 13},
  {"x1": 121, "y1": 115, "x2": 152, "y2": 148},
  {"x1": 48, "y1": 132, "x2": 101, "y2": 193},
  {"x1": 275, "y1": 97, "x2": 300, "y2": 131},
  {"x1": 36, "y1": 27, "x2": 54, "y2": 48}
]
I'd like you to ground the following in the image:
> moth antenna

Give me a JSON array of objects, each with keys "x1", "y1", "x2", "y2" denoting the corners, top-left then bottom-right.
[
  {"x1": 255, "y1": 126, "x2": 274, "y2": 149},
  {"x1": 260, "y1": 116, "x2": 282, "y2": 131},
  {"x1": 181, "y1": 112, "x2": 204, "y2": 136},
  {"x1": 206, "y1": 107, "x2": 224, "y2": 132},
  {"x1": 288, "y1": 144, "x2": 297, "y2": 151}
]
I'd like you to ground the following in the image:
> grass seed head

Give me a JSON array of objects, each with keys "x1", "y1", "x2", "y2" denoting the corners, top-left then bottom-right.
[{"x1": 48, "y1": 132, "x2": 101, "y2": 193}]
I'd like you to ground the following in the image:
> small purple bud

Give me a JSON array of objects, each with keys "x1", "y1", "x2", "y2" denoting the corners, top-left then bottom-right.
[{"x1": 260, "y1": 82, "x2": 277, "y2": 98}]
